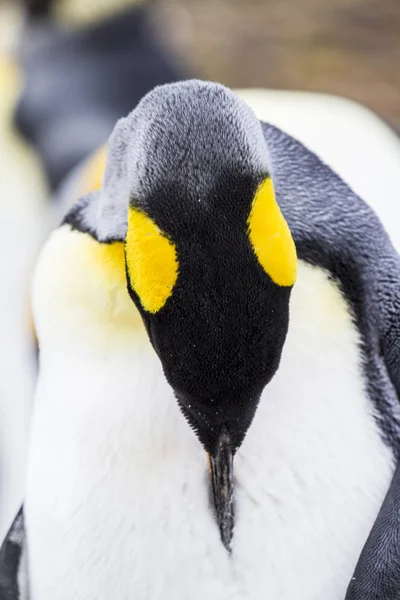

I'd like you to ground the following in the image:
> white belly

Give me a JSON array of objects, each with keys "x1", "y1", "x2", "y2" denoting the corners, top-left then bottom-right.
[{"x1": 26, "y1": 261, "x2": 394, "y2": 600}]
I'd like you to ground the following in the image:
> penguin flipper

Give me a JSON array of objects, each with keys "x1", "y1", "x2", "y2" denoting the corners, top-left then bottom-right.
[
  {"x1": 346, "y1": 240, "x2": 400, "y2": 598},
  {"x1": 345, "y1": 461, "x2": 400, "y2": 599},
  {"x1": 0, "y1": 507, "x2": 28, "y2": 599}
]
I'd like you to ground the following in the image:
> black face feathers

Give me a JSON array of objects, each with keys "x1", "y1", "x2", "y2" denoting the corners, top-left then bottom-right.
[{"x1": 127, "y1": 170, "x2": 292, "y2": 454}]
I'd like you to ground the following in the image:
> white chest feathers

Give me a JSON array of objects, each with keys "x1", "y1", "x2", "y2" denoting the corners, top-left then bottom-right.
[{"x1": 26, "y1": 259, "x2": 394, "y2": 600}]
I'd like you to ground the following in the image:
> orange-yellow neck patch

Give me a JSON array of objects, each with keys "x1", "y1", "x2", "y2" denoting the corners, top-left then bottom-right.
[
  {"x1": 125, "y1": 208, "x2": 179, "y2": 313},
  {"x1": 247, "y1": 177, "x2": 297, "y2": 286}
]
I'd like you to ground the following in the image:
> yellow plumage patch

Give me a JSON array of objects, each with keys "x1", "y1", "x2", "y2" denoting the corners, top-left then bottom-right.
[
  {"x1": 90, "y1": 238, "x2": 127, "y2": 286},
  {"x1": 33, "y1": 226, "x2": 145, "y2": 352},
  {"x1": 125, "y1": 208, "x2": 179, "y2": 313},
  {"x1": 247, "y1": 177, "x2": 297, "y2": 286}
]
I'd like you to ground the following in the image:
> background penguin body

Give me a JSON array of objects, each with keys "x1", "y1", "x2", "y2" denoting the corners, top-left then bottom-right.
[
  {"x1": 4, "y1": 83, "x2": 400, "y2": 599},
  {"x1": 0, "y1": 55, "x2": 48, "y2": 546},
  {"x1": 15, "y1": 3, "x2": 187, "y2": 192}
]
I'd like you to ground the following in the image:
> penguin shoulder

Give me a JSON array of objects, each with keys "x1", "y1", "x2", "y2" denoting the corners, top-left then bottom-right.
[{"x1": 32, "y1": 200, "x2": 144, "y2": 351}]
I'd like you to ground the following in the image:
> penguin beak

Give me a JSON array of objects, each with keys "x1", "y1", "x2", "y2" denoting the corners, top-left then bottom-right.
[{"x1": 209, "y1": 426, "x2": 234, "y2": 552}]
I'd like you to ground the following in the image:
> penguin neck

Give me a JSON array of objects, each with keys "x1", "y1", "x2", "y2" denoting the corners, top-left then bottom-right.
[{"x1": 32, "y1": 223, "x2": 202, "y2": 460}]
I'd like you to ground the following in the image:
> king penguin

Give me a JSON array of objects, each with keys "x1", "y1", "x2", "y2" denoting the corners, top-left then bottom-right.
[{"x1": 2, "y1": 79, "x2": 400, "y2": 600}]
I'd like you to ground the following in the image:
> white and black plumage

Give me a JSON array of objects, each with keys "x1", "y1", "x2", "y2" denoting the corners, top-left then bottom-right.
[{"x1": 1, "y1": 80, "x2": 400, "y2": 600}]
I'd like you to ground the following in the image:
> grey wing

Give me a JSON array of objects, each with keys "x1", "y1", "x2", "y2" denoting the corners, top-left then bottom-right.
[
  {"x1": 0, "y1": 507, "x2": 28, "y2": 600},
  {"x1": 344, "y1": 228, "x2": 400, "y2": 600},
  {"x1": 345, "y1": 462, "x2": 400, "y2": 599},
  {"x1": 346, "y1": 297, "x2": 400, "y2": 600}
]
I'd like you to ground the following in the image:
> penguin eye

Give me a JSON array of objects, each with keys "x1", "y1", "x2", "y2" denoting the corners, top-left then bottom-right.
[
  {"x1": 247, "y1": 177, "x2": 297, "y2": 287},
  {"x1": 125, "y1": 208, "x2": 179, "y2": 313}
]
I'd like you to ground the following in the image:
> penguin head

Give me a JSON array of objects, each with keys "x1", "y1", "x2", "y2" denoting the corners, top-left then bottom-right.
[{"x1": 104, "y1": 80, "x2": 297, "y2": 547}]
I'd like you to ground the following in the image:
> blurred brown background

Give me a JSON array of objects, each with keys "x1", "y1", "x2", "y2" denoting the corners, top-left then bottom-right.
[
  {"x1": 156, "y1": 0, "x2": 399, "y2": 130},
  {"x1": 0, "y1": 0, "x2": 398, "y2": 129}
]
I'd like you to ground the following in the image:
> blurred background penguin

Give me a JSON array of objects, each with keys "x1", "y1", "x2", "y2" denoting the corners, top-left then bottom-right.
[{"x1": 0, "y1": 0, "x2": 400, "y2": 552}]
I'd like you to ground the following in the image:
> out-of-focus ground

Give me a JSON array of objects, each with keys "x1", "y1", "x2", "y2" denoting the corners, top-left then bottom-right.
[{"x1": 156, "y1": 0, "x2": 400, "y2": 130}]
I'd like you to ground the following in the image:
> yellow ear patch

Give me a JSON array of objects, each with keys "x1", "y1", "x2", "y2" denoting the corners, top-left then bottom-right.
[
  {"x1": 247, "y1": 177, "x2": 297, "y2": 286},
  {"x1": 125, "y1": 208, "x2": 179, "y2": 313}
]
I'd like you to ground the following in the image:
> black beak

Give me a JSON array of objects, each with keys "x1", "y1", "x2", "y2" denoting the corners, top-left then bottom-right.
[{"x1": 209, "y1": 426, "x2": 234, "y2": 552}]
